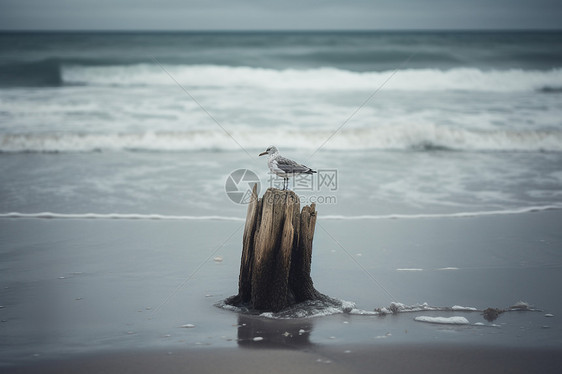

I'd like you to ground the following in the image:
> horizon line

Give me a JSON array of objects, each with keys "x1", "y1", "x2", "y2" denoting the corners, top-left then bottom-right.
[{"x1": 1, "y1": 28, "x2": 561, "y2": 34}]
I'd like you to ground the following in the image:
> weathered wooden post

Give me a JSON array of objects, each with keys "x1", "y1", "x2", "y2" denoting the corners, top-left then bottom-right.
[{"x1": 225, "y1": 185, "x2": 328, "y2": 312}]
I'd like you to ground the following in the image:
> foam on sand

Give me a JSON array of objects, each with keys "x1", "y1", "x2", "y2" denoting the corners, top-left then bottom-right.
[
  {"x1": 414, "y1": 316, "x2": 470, "y2": 325},
  {"x1": 452, "y1": 305, "x2": 478, "y2": 311},
  {"x1": 219, "y1": 300, "x2": 482, "y2": 320},
  {"x1": 218, "y1": 298, "x2": 376, "y2": 319}
]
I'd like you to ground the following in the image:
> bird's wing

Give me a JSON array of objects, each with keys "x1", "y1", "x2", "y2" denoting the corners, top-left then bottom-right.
[{"x1": 274, "y1": 156, "x2": 313, "y2": 173}]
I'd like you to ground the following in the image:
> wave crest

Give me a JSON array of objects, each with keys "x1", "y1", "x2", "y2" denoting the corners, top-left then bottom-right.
[
  {"x1": 61, "y1": 64, "x2": 562, "y2": 92},
  {"x1": 2, "y1": 126, "x2": 562, "y2": 153}
]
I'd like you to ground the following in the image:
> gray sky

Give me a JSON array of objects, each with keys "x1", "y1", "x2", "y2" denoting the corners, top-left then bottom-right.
[{"x1": 1, "y1": 0, "x2": 561, "y2": 31}]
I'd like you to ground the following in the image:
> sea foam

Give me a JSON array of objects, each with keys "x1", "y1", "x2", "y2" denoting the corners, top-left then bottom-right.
[
  {"x1": 61, "y1": 64, "x2": 562, "y2": 92},
  {"x1": 2, "y1": 205, "x2": 561, "y2": 221},
  {"x1": 0, "y1": 212, "x2": 245, "y2": 221},
  {"x1": 2, "y1": 125, "x2": 562, "y2": 153},
  {"x1": 414, "y1": 316, "x2": 470, "y2": 325}
]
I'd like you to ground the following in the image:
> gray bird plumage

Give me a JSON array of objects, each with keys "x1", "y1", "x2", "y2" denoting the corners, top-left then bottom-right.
[{"x1": 259, "y1": 145, "x2": 316, "y2": 190}]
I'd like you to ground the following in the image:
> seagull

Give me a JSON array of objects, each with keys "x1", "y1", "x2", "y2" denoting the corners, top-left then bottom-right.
[{"x1": 259, "y1": 145, "x2": 316, "y2": 190}]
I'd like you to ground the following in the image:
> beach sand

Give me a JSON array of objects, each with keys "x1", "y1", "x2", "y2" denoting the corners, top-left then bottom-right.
[
  {"x1": 7, "y1": 345, "x2": 562, "y2": 374},
  {"x1": 1, "y1": 210, "x2": 561, "y2": 372}
]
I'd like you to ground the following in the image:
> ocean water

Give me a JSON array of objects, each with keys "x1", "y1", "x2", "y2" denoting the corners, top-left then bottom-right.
[{"x1": 1, "y1": 31, "x2": 562, "y2": 218}]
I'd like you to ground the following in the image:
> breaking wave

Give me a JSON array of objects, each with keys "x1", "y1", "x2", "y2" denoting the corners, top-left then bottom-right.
[
  {"x1": 2, "y1": 125, "x2": 562, "y2": 153},
  {"x1": 60, "y1": 64, "x2": 562, "y2": 92},
  {"x1": 2, "y1": 60, "x2": 561, "y2": 91}
]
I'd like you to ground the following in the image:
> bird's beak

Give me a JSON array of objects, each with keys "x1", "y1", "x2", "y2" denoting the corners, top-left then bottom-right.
[{"x1": 259, "y1": 151, "x2": 268, "y2": 156}]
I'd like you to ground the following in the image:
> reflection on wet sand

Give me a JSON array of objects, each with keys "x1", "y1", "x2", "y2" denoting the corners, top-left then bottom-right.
[{"x1": 236, "y1": 314, "x2": 315, "y2": 349}]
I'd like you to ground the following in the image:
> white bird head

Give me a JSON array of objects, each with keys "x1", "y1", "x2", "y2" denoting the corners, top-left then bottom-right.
[{"x1": 259, "y1": 145, "x2": 278, "y2": 157}]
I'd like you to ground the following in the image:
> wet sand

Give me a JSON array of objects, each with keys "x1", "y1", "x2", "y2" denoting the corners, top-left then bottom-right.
[
  {"x1": 8, "y1": 345, "x2": 562, "y2": 374},
  {"x1": 1, "y1": 210, "x2": 561, "y2": 371}
]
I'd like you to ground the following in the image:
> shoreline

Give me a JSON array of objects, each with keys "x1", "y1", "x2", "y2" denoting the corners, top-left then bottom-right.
[
  {"x1": 2, "y1": 202, "x2": 562, "y2": 221},
  {"x1": 2, "y1": 210, "x2": 561, "y2": 370}
]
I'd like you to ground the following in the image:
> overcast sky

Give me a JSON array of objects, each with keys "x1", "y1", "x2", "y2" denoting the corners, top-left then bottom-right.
[{"x1": 1, "y1": 0, "x2": 561, "y2": 31}]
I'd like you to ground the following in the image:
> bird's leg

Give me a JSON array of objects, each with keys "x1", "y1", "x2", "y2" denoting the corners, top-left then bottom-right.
[{"x1": 283, "y1": 178, "x2": 288, "y2": 190}]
